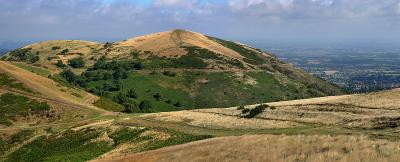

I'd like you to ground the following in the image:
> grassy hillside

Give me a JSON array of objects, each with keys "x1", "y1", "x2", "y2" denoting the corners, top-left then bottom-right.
[
  {"x1": 0, "y1": 93, "x2": 50, "y2": 126},
  {"x1": 1, "y1": 29, "x2": 344, "y2": 113},
  {"x1": 4, "y1": 123, "x2": 211, "y2": 162}
]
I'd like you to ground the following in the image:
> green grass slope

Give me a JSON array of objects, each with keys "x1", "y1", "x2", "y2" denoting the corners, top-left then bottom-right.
[{"x1": 1, "y1": 29, "x2": 344, "y2": 112}]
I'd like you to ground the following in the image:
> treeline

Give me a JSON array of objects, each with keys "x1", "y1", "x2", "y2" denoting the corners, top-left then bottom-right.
[
  {"x1": 92, "y1": 56, "x2": 143, "y2": 71},
  {"x1": 60, "y1": 57, "x2": 144, "y2": 87}
]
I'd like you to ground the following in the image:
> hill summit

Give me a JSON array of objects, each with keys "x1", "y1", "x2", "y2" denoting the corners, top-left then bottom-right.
[{"x1": 1, "y1": 29, "x2": 343, "y2": 110}]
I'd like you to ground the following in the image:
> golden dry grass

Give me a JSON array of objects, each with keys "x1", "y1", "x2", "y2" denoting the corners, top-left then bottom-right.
[
  {"x1": 0, "y1": 61, "x2": 98, "y2": 106},
  {"x1": 142, "y1": 88, "x2": 400, "y2": 131},
  {"x1": 116, "y1": 29, "x2": 243, "y2": 59},
  {"x1": 95, "y1": 134, "x2": 400, "y2": 162},
  {"x1": 144, "y1": 111, "x2": 299, "y2": 129},
  {"x1": 23, "y1": 40, "x2": 103, "y2": 73}
]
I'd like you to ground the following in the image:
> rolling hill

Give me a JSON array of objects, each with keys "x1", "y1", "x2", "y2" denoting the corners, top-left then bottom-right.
[
  {"x1": 1, "y1": 29, "x2": 343, "y2": 113},
  {"x1": 0, "y1": 30, "x2": 400, "y2": 161}
]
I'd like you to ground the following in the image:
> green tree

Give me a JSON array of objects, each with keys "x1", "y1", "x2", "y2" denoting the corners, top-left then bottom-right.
[
  {"x1": 134, "y1": 62, "x2": 144, "y2": 70},
  {"x1": 60, "y1": 70, "x2": 77, "y2": 83},
  {"x1": 139, "y1": 100, "x2": 151, "y2": 111},
  {"x1": 114, "y1": 80, "x2": 123, "y2": 91},
  {"x1": 174, "y1": 102, "x2": 182, "y2": 107},
  {"x1": 153, "y1": 93, "x2": 161, "y2": 101},
  {"x1": 60, "y1": 49, "x2": 69, "y2": 55},
  {"x1": 93, "y1": 56, "x2": 107, "y2": 70},
  {"x1": 55, "y1": 60, "x2": 66, "y2": 68},
  {"x1": 113, "y1": 92, "x2": 127, "y2": 104},
  {"x1": 127, "y1": 88, "x2": 138, "y2": 98},
  {"x1": 68, "y1": 57, "x2": 85, "y2": 68},
  {"x1": 124, "y1": 102, "x2": 140, "y2": 113}
]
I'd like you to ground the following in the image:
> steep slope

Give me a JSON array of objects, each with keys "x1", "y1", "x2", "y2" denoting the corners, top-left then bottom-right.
[
  {"x1": 0, "y1": 61, "x2": 98, "y2": 106},
  {"x1": 1, "y1": 29, "x2": 344, "y2": 111},
  {"x1": 0, "y1": 62, "x2": 112, "y2": 160}
]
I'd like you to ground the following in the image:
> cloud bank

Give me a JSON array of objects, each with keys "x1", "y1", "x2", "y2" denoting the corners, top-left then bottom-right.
[{"x1": 0, "y1": 0, "x2": 399, "y2": 46}]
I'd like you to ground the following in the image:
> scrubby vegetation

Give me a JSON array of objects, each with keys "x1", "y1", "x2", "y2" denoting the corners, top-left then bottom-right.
[
  {"x1": 55, "y1": 60, "x2": 66, "y2": 68},
  {"x1": 0, "y1": 72, "x2": 32, "y2": 92},
  {"x1": 243, "y1": 104, "x2": 268, "y2": 118},
  {"x1": 68, "y1": 57, "x2": 85, "y2": 68},
  {"x1": 5, "y1": 126, "x2": 212, "y2": 162},
  {"x1": 0, "y1": 93, "x2": 50, "y2": 126},
  {"x1": 51, "y1": 46, "x2": 61, "y2": 50},
  {"x1": 93, "y1": 97, "x2": 125, "y2": 112},
  {"x1": 0, "y1": 129, "x2": 34, "y2": 156},
  {"x1": 2, "y1": 48, "x2": 40, "y2": 63},
  {"x1": 208, "y1": 36, "x2": 266, "y2": 65},
  {"x1": 6, "y1": 129, "x2": 112, "y2": 162},
  {"x1": 144, "y1": 46, "x2": 245, "y2": 69}
]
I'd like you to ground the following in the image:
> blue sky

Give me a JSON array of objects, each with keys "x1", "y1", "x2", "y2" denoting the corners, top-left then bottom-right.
[{"x1": 1, "y1": 0, "x2": 400, "y2": 47}]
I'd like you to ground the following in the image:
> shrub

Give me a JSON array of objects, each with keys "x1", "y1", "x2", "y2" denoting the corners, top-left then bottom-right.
[
  {"x1": 242, "y1": 108, "x2": 250, "y2": 114},
  {"x1": 162, "y1": 71, "x2": 177, "y2": 77},
  {"x1": 139, "y1": 100, "x2": 151, "y2": 111},
  {"x1": 112, "y1": 68, "x2": 128, "y2": 79},
  {"x1": 113, "y1": 92, "x2": 127, "y2": 104},
  {"x1": 113, "y1": 80, "x2": 123, "y2": 91},
  {"x1": 174, "y1": 102, "x2": 182, "y2": 107},
  {"x1": 127, "y1": 88, "x2": 138, "y2": 98},
  {"x1": 55, "y1": 60, "x2": 66, "y2": 68},
  {"x1": 244, "y1": 104, "x2": 268, "y2": 118},
  {"x1": 68, "y1": 57, "x2": 85, "y2": 68},
  {"x1": 134, "y1": 62, "x2": 144, "y2": 70},
  {"x1": 270, "y1": 106, "x2": 276, "y2": 110},
  {"x1": 60, "y1": 49, "x2": 69, "y2": 55},
  {"x1": 237, "y1": 105, "x2": 245, "y2": 110},
  {"x1": 104, "y1": 42, "x2": 113, "y2": 48},
  {"x1": 153, "y1": 93, "x2": 161, "y2": 101},
  {"x1": 51, "y1": 46, "x2": 61, "y2": 50},
  {"x1": 124, "y1": 102, "x2": 140, "y2": 113},
  {"x1": 60, "y1": 70, "x2": 77, "y2": 83}
]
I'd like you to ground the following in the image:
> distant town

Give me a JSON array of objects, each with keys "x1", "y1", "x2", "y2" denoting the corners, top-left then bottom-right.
[{"x1": 271, "y1": 47, "x2": 400, "y2": 93}]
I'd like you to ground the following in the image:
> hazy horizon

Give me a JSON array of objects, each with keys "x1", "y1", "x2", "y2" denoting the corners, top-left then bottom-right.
[{"x1": 1, "y1": 0, "x2": 400, "y2": 48}]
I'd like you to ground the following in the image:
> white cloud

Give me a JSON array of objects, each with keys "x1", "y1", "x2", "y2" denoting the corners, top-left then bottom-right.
[
  {"x1": 229, "y1": 0, "x2": 294, "y2": 10},
  {"x1": 152, "y1": 0, "x2": 196, "y2": 9},
  {"x1": 311, "y1": 0, "x2": 334, "y2": 6},
  {"x1": 397, "y1": 2, "x2": 400, "y2": 14}
]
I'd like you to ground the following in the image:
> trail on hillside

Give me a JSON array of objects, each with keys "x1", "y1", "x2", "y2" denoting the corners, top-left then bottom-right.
[
  {"x1": 0, "y1": 61, "x2": 98, "y2": 106},
  {"x1": 0, "y1": 61, "x2": 115, "y2": 131}
]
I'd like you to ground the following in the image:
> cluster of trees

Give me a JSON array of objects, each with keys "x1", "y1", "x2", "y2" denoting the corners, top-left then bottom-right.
[
  {"x1": 6, "y1": 48, "x2": 40, "y2": 63},
  {"x1": 92, "y1": 56, "x2": 143, "y2": 71},
  {"x1": 51, "y1": 46, "x2": 61, "y2": 50},
  {"x1": 59, "y1": 57, "x2": 144, "y2": 87},
  {"x1": 111, "y1": 89, "x2": 151, "y2": 113},
  {"x1": 55, "y1": 60, "x2": 66, "y2": 68},
  {"x1": 58, "y1": 57, "x2": 190, "y2": 113},
  {"x1": 68, "y1": 57, "x2": 85, "y2": 68},
  {"x1": 60, "y1": 49, "x2": 69, "y2": 55},
  {"x1": 60, "y1": 70, "x2": 87, "y2": 87}
]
